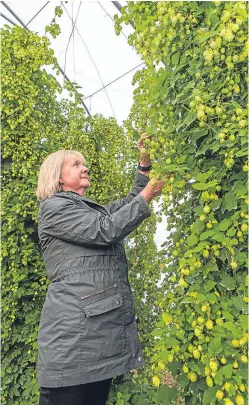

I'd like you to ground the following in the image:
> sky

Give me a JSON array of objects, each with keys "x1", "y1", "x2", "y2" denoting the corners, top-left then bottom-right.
[
  {"x1": 1, "y1": 1, "x2": 168, "y2": 247},
  {"x1": 1, "y1": 1, "x2": 142, "y2": 124}
]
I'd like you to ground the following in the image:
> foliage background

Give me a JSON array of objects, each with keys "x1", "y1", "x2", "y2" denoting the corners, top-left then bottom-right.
[{"x1": 2, "y1": 2, "x2": 248, "y2": 405}]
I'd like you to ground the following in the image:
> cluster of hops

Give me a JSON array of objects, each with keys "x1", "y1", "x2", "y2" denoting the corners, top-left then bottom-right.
[
  {"x1": 203, "y1": 48, "x2": 214, "y2": 63},
  {"x1": 115, "y1": 1, "x2": 248, "y2": 404},
  {"x1": 220, "y1": 28, "x2": 234, "y2": 42},
  {"x1": 224, "y1": 149, "x2": 236, "y2": 169}
]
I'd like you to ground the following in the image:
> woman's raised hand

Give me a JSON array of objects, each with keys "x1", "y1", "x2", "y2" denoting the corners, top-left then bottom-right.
[{"x1": 140, "y1": 178, "x2": 165, "y2": 204}]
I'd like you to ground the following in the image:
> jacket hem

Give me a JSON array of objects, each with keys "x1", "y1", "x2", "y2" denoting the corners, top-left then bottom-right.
[{"x1": 38, "y1": 355, "x2": 145, "y2": 388}]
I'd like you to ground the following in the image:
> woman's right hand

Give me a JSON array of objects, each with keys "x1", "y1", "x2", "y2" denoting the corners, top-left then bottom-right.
[{"x1": 140, "y1": 178, "x2": 165, "y2": 204}]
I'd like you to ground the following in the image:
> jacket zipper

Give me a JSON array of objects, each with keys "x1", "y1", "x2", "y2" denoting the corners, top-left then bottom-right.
[{"x1": 80, "y1": 284, "x2": 118, "y2": 300}]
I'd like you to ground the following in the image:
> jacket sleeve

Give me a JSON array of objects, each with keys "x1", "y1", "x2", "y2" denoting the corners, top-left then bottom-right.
[
  {"x1": 40, "y1": 193, "x2": 151, "y2": 247},
  {"x1": 104, "y1": 172, "x2": 150, "y2": 214}
]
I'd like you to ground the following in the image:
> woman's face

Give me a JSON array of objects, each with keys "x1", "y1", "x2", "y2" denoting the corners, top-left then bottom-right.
[{"x1": 59, "y1": 154, "x2": 90, "y2": 196}]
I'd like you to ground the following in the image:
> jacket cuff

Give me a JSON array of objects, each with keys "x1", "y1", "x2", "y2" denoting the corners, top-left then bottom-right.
[
  {"x1": 134, "y1": 194, "x2": 151, "y2": 216},
  {"x1": 135, "y1": 172, "x2": 150, "y2": 186}
]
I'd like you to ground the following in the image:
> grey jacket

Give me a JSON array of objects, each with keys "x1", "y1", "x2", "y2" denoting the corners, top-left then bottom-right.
[{"x1": 37, "y1": 173, "x2": 151, "y2": 388}]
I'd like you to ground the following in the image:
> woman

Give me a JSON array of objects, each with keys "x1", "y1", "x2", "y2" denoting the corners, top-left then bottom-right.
[{"x1": 36, "y1": 136, "x2": 164, "y2": 405}]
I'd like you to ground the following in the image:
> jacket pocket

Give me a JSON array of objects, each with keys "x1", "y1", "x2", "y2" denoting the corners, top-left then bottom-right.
[
  {"x1": 83, "y1": 292, "x2": 122, "y2": 317},
  {"x1": 79, "y1": 285, "x2": 127, "y2": 365}
]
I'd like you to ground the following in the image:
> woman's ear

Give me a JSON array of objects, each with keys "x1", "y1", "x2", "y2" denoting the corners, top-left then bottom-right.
[{"x1": 59, "y1": 177, "x2": 64, "y2": 184}]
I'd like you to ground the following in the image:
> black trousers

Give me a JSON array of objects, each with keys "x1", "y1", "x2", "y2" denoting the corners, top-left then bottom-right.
[{"x1": 39, "y1": 378, "x2": 112, "y2": 405}]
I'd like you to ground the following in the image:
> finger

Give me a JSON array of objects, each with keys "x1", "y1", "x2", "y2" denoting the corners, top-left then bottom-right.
[
  {"x1": 140, "y1": 133, "x2": 151, "y2": 139},
  {"x1": 140, "y1": 135, "x2": 151, "y2": 140}
]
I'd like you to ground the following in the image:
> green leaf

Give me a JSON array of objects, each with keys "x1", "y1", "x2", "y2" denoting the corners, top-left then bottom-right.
[
  {"x1": 222, "y1": 311, "x2": 234, "y2": 321},
  {"x1": 208, "y1": 336, "x2": 223, "y2": 356},
  {"x1": 196, "y1": 293, "x2": 206, "y2": 302},
  {"x1": 210, "y1": 10, "x2": 220, "y2": 29},
  {"x1": 195, "y1": 172, "x2": 211, "y2": 183},
  {"x1": 235, "y1": 148, "x2": 248, "y2": 157},
  {"x1": 151, "y1": 329, "x2": 165, "y2": 337},
  {"x1": 154, "y1": 385, "x2": 178, "y2": 404},
  {"x1": 192, "y1": 182, "x2": 209, "y2": 190},
  {"x1": 226, "y1": 227, "x2": 236, "y2": 237},
  {"x1": 171, "y1": 52, "x2": 180, "y2": 65},
  {"x1": 237, "y1": 252, "x2": 248, "y2": 265},
  {"x1": 232, "y1": 296, "x2": 248, "y2": 314},
  {"x1": 209, "y1": 199, "x2": 222, "y2": 211},
  {"x1": 235, "y1": 185, "x2": 248, "y2": 197},
  {"x1": 177, "y1": 373, "x2": 189, "y2": 387},
  {"x1": 237, "y1": 6, "x2": 247, "y2": 19},
  {"x1": 190, "y1": 220, "x2": 205, "y2": 235},
  {"x1": 221, "y1": 191, "x2": 237, "y2": 211},
  {"x1": 192, "y1": 180, "x2": 218, "y2": 190},
  {"x1": 203, "y1": 387, "x2": 217, "y2": 405},
  {"x1": 167, "y1": 361, "x2": 180, "y2": 377},
  {"x1": 200, "y1": 230, "x2": 216, "y2": 241},
  {"x1": 191, "y1": 129, "x2": 208, "y2": 145},
  {"x1": 222, "y1": 364, "x2": 233, "y2": 379},
  {"x1": 206, "y1": 293, "x2": 217, "y2": 303},
  {"x1": 185, "y1": 242, "x2": 206, "y2": 255},
  {"x1": 195, "y1": 30, "x2": 219, "y2": 44},
  {"x1": 217, "y1": 219, "x2": 232, "y2": 231},
  {"x1": 203, "y1": 260, "x2": 219, "y2": 276},
  {"x1": 223, "y1": 322, "x2": 241, "y2": 338},
  {"x1": 211, "y1": 232, "x2": 225, "y2": 242},
  {"x1": 230, "y1": 238, "x2": 238, "y2": 246},
  {"x1": 207, "y1": 179, "x2": 218, "y2": 187},
  {"x1": 165, "y1": 338, "x2": 180, "y2": 346},
  {"x1": 214, "y1": 367, "x2": 223, "y2": 385},
  {"x1": 219, "y1": 276, "x2": 236, "y2": 291},
  {"x1": 187, "y1": 234, "x2": 198, "y2": 247},
  {"x1": 204, "y1": 280, "x2": 216, "y2": 292},
  {"x1": 238, "y1": 315, "x2": 248, "y2": 330},
  {"x1": 240, "y1": 363, "x2": 248, "y2": 380}
]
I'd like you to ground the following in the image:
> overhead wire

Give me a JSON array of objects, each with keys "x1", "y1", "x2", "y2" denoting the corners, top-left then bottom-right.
[
  {"x1": 83, "y1": 62, "x2": 144, "y2": 100},
  {"x1": 2, "y1": 1, "x2": 138, "y2": 117},
  {"x1": 64, "y1": 68, "x2": 132, "y2": 97},
  {"x1": 1, "y1": 1, "x2": 91, "y2": 116},
  {"x1": 63, "y1": 2, "x2": 81, "y2": 86},
  {"x1": 72, "y1": 2, "x2": 76, "y2": 82},
  {"x1": 62, "y1": 2, "x2": 117, "y2": 120},
  {"x1": 26, "y1": 2, "x2": 50, "y2": 26},
  {"x1": 1, "y1": 12, "x2": 17, "y2": 26},
  {"x1": 2, "y1": 1, "x2": 29, "y2": 26}
]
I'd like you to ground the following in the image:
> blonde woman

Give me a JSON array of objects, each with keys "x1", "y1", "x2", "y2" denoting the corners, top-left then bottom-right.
[{"x1": 36, "y1": 136, "x2": 164, "y2": 405}]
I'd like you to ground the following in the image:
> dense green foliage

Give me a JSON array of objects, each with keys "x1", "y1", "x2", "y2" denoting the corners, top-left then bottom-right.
[
  {"x1": 1, "y1": 14, "x2": 158, "y2": 404},
  {"x1": 2, "y1": 1, "x2": 248, "y2": 405},
  {"x1": 115, "y1": 1, "x2": 248, "y2": 404}
]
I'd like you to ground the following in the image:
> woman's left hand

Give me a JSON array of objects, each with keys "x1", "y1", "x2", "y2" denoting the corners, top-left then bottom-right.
[{"x1": 137, "y1": 132, "x2": 152, "y2": 166}]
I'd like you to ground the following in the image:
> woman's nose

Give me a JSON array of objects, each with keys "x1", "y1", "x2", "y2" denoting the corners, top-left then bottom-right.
[{"x1": 82, "y1": 166, "x2": 90, "y2": 175}]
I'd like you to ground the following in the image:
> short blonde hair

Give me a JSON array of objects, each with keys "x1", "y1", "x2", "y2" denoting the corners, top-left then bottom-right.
[{"x1": 36, "y1": 150, "x2": 85, "y2": 200}]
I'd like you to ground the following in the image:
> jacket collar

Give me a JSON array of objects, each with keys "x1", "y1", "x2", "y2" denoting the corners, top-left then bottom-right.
[{"x1": 56, "y1": 191, "x2": 109, "y2": 215}]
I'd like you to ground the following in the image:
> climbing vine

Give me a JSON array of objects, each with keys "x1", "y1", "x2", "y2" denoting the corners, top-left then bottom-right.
[
  {"x1": 1, "y1": 10, "x2": 158, "y2": 404},
  {"x1": 2, "y1": 2, "x2": 248, "y2": 405},
  {"x1": 115, "y1": 1, "x2": 248, "y2": 404}
]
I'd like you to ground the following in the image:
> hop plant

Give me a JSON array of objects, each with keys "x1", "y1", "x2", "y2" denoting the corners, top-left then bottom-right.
[
  {"x1": 188, "y1": 371, "x2": 197, "y2": 382},
  {"x1": 206, "y1": 376, "x2": 214, "y2": 387},
  {"x1": 220, "y1": 28, "x2": 234, "y2": 42},
  {"x1": 152, "y1": 375, "x2": 160, "y2": 387},
  {"x1": 216, "y1": 390, "x2": 224, "y2": 400},
  {"x1": 203, "y1": 48, "x2": 214, "y2": 62},
  {"x1": 162, "y1": 313, "x2": 173, "y2": 324},
  {"x1": 235, "y1": 395, "x2": 244, "y2": 405}
]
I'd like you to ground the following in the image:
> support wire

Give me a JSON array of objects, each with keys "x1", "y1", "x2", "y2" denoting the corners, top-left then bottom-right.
[
  {"x1": 63, "y1": 2, "x2": 117, "y2": 120},
  {"x1": 1, "y1": 1, "x2": 91, "y2": 116}
]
